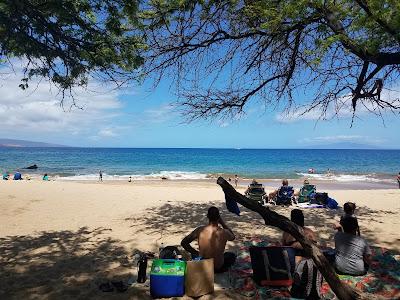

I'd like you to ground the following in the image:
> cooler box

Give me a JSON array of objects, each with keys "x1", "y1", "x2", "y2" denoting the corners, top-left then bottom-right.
[{"x1": 150, "y1": 259, "x2": 186, "y2": 298}]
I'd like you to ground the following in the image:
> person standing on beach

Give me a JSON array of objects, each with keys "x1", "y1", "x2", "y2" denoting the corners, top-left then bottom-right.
[
  {"x1": 99, "y1": 170, "x2": 103, "y2": 182},
  {"x1": 397, "y1": 172, "x2": 400, "y2": 188},
  {"x1": 234, "y1": 175, "x2": 239, "y2": 188}
]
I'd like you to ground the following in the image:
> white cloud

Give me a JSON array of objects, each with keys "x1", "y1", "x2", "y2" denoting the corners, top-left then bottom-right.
[
  {"x1": 143, "y1": 104, "x2": 177, "y2": 123},
  {"x1": 97, "y1": 128, "x2": 118, "y2": 137},
  {"x1": 275, "y1": 109, "x2": 324, "y2": 123},
  {"x1": 275, "y1": 87, "x2": 400, "y2": 123},
  {"x1": 0, "y1": 61, "x2": 129, "y2": 141},
  {"x1": 300, "y1": 135, "x2": 385, "y2": 145},
  {"x1": 218, "y1": 121, "x2": 229, "y2": 128}
]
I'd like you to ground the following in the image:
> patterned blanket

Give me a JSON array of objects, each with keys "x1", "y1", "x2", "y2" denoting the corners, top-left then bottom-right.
[{"x1": 230, "y1": 238, "x2": 400, "y2": 299}]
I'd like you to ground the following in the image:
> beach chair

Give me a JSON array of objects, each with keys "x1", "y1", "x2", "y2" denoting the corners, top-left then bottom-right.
[
  {"x1": 13, "y1": 172, "x2": 22, "y2": 180},
  {"x1": 245, "y1": 183, "x2": 266, "y2": 205},
  {"x1": 297, "y1": 184, "x2": 316, "y2": 203},
  {"x1": 276, "y1": 186, "x2": 294, "y2": 205}
]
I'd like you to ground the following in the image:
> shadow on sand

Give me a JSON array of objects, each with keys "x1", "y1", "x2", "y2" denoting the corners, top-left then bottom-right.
[
  {"x1": 127, "y1": 200, "x2": 400, "y2": 252},
  {"x1": 1, "y1": 200, "x2": 398, "y2": 299},
  {"x1": 0, "y1": 227, "x2": 151, "y2": 299}
]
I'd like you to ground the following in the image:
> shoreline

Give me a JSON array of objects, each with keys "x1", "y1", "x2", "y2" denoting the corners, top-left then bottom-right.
[{"x1": 10, "y1": 174, "x2": 399, "y2": 190}]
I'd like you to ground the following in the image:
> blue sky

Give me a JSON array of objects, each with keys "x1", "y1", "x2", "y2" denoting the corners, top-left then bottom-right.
[{"x1": 0, "y1": 61, "x2": 399, "y2": 148}]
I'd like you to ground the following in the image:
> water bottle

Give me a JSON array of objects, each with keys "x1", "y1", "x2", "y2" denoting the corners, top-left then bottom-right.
[
  {"x1": 159, "y1": 242, "x2": 164, "y2": 257},
  {"x1": 137, "y1": 254, "x2": 147, "y2": 283}
]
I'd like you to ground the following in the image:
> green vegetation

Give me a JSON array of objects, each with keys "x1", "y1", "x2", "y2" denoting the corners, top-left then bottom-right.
[
  {"x1": 1, "y1": 0, "x2": 399, "y2": 117},
  {"x1": 0, "y1": 0, "x2": 144, "y2": 93},
  {"x1": 142, "y1": 0, "x2": 400, "y2": 120}
]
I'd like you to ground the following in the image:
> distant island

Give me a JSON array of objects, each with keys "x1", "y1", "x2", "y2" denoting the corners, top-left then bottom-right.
[{"x1": 0, "y1": 138, "x2": 68, "y2": 148}]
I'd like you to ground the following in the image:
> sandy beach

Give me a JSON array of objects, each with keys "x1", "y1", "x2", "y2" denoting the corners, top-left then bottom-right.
[{"x1": 1, "y1": 179, "x2": 399, "y2": 299}]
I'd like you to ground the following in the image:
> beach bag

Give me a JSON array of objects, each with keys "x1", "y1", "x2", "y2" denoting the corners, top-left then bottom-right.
[
  {"x1": 159, "y1": 246, "x2": 181, "y2": 259},
  {"x1": 185, "y1": 258, "x2": 214, "y2": 297},
  {"x1": 312, "y1": 192, "x2": 328, "y2": 205},
  {"x1": 276, "y1": 186, "x2": 294, "y2": 205},
  {"x1": 249, "y1": 246, "x2": 296, "y2": 286},
  {"x1": 291, "y1": 258, "x2": 323, "y2": 299},
  {"x1": 326, "y1": 198, "x2": 338, "y2": 209}
]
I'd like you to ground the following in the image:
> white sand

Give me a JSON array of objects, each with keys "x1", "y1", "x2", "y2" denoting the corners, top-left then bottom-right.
[{"x1": 1, "y1": 180, "x2": 399, "y2": 299}]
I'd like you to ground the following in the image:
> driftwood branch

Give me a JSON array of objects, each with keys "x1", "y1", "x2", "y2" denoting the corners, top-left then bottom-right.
[{"x1": 217, "y1": 177, "x2": 383, "y2": 300}]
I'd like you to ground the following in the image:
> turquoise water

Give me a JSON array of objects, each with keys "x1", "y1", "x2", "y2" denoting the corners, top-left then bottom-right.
[{"x1": 0, "y1": 148, "x2": 399, "y2": 182}]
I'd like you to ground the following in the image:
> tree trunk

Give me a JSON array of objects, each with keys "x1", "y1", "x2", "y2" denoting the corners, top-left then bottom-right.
[{"x1": 217, "y1": 177, "x2": 382, "y2": 300}]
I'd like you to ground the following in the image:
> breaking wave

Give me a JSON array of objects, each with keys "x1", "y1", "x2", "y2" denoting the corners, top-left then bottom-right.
[{"x1": 58, "y1": 171, "x2": 209, "y2": 181}]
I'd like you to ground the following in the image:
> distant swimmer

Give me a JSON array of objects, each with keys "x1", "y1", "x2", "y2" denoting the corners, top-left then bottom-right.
[{"x1": 308, "y1": 168, "x2": 315, "y2": 174}]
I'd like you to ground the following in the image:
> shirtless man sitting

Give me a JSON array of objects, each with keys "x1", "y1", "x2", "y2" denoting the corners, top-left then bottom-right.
[{"x1": 181, "y1": 206, "x2": 236, "y2": 273}]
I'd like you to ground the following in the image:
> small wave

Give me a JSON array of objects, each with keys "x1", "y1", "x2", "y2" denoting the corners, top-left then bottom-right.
[
  {"x1": 58, "y1": 171, "x2": 209, "y2": 181},
  {"x1": 296, "y1": 172, "x2": 387, "y2": 182}
]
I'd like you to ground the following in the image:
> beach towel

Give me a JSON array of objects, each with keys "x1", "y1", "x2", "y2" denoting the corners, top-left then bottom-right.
[
  {"x1": 297, "y1": 203, "x2": 325, "y2": 209},
  {"x1": 225, "y1": 194, "x2": 240, "y2": 216},
  {"x1": 321, "y1": 247, "x2": 400, "y2": 299},
  {"x1": 230, "y1": 238, "x2": 400, "y2": 299}
]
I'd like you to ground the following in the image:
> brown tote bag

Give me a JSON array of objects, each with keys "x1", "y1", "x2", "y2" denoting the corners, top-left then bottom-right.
[{"x1": 185, "y1": 258, "x2": 214, "y2": 297}]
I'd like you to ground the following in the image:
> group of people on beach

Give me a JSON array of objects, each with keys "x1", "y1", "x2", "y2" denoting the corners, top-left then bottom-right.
[
  {"x1": 2, "y1": 171, "x2": 50, "y2": 181},
  {"x1": 3, "y1": 171, "x2": 25, "y2": 180},
  {"x1": 282, "y1": 203, "x2": 370, "y2": 276},
  {"x1": 180, "y1": 202, "x2": 370, "y2": 298}
]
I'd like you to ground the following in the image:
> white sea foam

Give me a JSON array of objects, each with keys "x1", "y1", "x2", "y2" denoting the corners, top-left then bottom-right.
[
  {"x1": 296, "y1": 172, "x2": 386, "y2": 182},
  {"x1": 58, "y1": 171, "x2": 209, "y2": 181}
]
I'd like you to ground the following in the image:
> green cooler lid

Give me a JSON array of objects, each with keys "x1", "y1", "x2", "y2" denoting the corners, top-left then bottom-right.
[{"x1": 150, "y1": 259, "x2": 186, "y2": 276}]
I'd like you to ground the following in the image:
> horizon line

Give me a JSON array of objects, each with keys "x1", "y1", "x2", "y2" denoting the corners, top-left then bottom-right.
[{"x1": 1, "y1": 146, "x2": 399, "y2": 150}]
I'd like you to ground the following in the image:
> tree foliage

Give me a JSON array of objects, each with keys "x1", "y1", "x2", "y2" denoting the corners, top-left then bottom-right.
[
  {"x1": 0, "y1": 0, "x2": 144, "y2": 99},
  {"x1": 142, "y1": 0, "x2": 400, "y2": 121},
  {"x1": 1, "y1": 1, "x2": 399, "y2": 119}
]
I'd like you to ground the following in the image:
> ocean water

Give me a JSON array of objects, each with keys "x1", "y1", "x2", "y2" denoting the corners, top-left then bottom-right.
[{"x1": 0, "y1": 148, "x2": 399, "y2": 183}]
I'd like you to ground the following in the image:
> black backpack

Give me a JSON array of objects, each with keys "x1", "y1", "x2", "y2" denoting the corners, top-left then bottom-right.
[
  {"x1": 159, "y1": 246, "x2": 181, "y2": 259},
  {"x1": 312, "y1": 192, "x2": 328, "y2": 205},
  {"x1": 291, "y1": 259, "x2": 323, "y2": 299}
]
